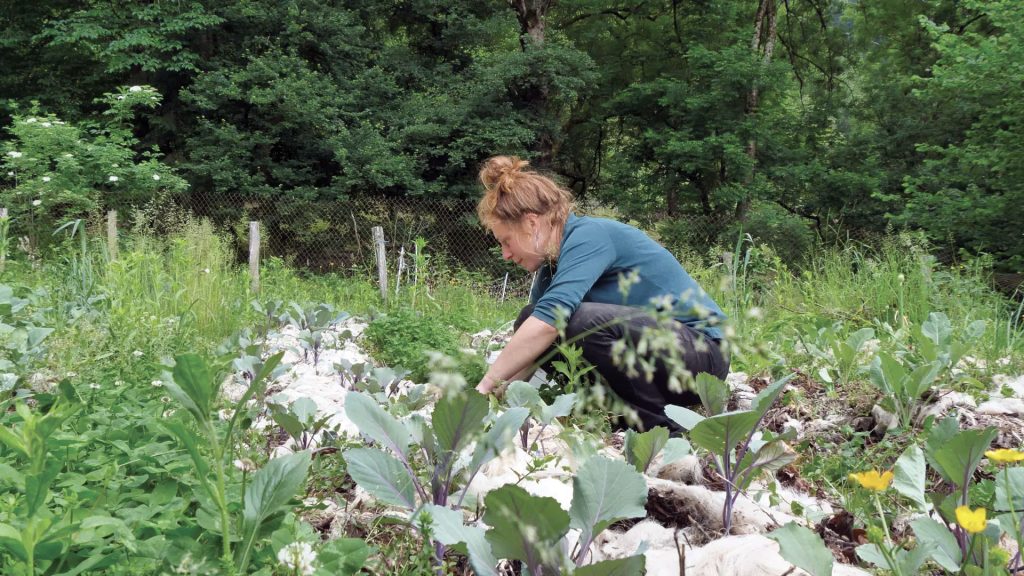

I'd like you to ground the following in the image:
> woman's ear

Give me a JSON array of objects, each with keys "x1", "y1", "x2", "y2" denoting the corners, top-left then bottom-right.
[{"x1": 522, "y1": 213, "x2": 540, "y2": 234}]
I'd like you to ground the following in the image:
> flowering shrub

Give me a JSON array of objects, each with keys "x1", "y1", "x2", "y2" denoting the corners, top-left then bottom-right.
[{"x1": 0, "y1": 85, "x2": 187, "y2": 252}]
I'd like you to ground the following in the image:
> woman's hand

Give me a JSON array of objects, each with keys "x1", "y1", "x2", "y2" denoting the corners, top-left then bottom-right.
[
  {"x1": 476, "y1": 316, "x2": 557, "y2": 395},
  {"x1": 476, "y1": 375, "x2": 498, "y2": 395}
]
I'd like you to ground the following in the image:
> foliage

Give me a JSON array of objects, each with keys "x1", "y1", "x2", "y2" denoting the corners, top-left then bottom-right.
[
  {"x1": 667, "y1": 372, "x2": 796, "y2": 534},
  {"x1": 0, "y1": 90, "x2": 187, "y2": 253},
  {"x1": 364, "y1": 306, "x2": 482, "y2": 383}
]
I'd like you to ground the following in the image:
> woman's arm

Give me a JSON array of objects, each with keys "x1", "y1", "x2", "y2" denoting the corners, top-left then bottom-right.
[{"x1": 476, "y1": 316, "x2": 558, "y2": 394}]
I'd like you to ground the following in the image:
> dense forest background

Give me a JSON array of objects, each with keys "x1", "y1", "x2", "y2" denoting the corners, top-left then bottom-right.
[{"x1": 1, "y1": 0, "x2": 1021, "y2": 274}]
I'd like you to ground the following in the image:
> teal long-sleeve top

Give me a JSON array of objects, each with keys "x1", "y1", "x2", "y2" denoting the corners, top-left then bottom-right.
[{"x1": 529, "y1": 214, "x2": 726, "y2": 340}]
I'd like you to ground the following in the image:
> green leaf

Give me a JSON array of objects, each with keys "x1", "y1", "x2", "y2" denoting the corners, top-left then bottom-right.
[
  {"x1": 167, "y1": 354, "x2": 215, "y2": 424},
  {"x1": 869, "y1": 353, "x2": 906, "y2": 396},
  {"x1": 661, "y1": 437, "x2": 692, "y2": 465},
  {"x1": 418, "y1": 504, "x2": 498, "y2": 576},
  {"x1": 291, "y1": 397, "x2": 319, "y2": 426},
  {"x1": 751, "y1": 373, "x2": 794, "y2": 416},
  {"x1": 664, "y1": 405, "x2": 704, "y2": 430},
  {"x1": 624, "y1": 427, "x2": 669, "y2": 473},
  {"x1": 468, "y1": 407, "x2": 529, "y2": 474},
  {"x1": 766, "y1": 522, "x2": 834, "y2": 576},
  {"x1": 894, "y1": 542, "x2": 934, "y2": 575},
  {"x1": 0, "y1": 424, "x2": 27, "y2": 458},
  {"x1": 855, "y1": 543, "x2": 887, "y2": 568},
  {"x1": 995, "y1": 467, "x2": 1024, "y2": 512},
  {"x1": 26, "y1": 459, "x2": 61, "y2": 516},
  {"x1": 505, "y1": 381, "x2": 542, "y2": 410},
  {"x1": 484, "y1": 484, "x2": 568, "y2": 569},
  {"x1": 540, "y1": 393, "x2": 576, "y2": 424},
  {"x1": 905, "y1": 362, "x2": 941, "y2": 399},
  {"x1": 316, "y1": 538, "x2": 371, "y2": 576},
  {"x1": 344, "y1": 391, "x2": 411, "y2": 458},
  {"x1": 0, "y1": 522, "x2": 27, "y2": 560},
  {"x1": 573, "y1": 554, "x2": 646, "y2": 575},
  {"x1": 931, "y1": 427, "x2": 997, "y2": 489},
  {"x1": 240, "y1": 451, "x2": 312, "y2": 565},
  {"x1": 921, "y1": 312, "x2": 952, "y2": 347},
  {"x1": 894, "y1": 444, "x2": 927, "y2": 511},
  {"x1": 570, "y1": 456, "x2": 648, "y2": 558},
  {"x1": 909, "y1": 516, "x2": 960, "y2": 572},
  {"x1": 26, "y1": 326, "x2": 53, "y2": 349},
  {"x1": 433, "y1": 390, "x2": 488, "y2": 455},
  {"x1": 343, "y1": 448, "x2": 417, "y2": 509},
  {"x1": 689, "y1": 410, "x2": 760, "y2": 457},
  {"x1": 270, "y1": 407, "x2": 305, "y2": 442},
  {"x1": 694, "y1": 372, "x2": 729, "y2": 416},
  {"x1": 735, "y1": 440, "x2": 796, "y2": 491},
  {"x1": 162, "y1": 420, "x2": 211, "y2": 480}
]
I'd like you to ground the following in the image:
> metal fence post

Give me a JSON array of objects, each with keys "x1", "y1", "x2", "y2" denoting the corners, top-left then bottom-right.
[
  {"x1": 373, "y1": 226, "x2": 388, "y2": 304},
  {"x1": 249, "y1": 221, "x2": 260, "y2": 293}
]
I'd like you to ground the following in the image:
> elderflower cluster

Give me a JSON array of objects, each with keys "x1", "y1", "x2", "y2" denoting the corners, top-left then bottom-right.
[{"x1": 277, "y1": 542, "x2": 316, "y2": 575}]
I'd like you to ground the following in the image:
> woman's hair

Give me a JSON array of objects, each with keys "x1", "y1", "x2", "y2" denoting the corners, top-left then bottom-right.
[{"x1": 476, "y1": 155, "x2": 573, "y2": 231}]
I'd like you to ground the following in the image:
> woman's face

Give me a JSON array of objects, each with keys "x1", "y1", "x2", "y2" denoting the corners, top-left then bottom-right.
[{"x1": 491, "y1": 216, "x2": 546, "y2": 272}]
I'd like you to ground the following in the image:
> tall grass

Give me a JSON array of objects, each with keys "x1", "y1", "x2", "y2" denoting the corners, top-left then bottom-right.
[
  {"x1": 704, "y1": 233, "x2": 1024, "y2": 373},
  {"x1": 103, "y1": 219, "x2": 251, "y2": 354}
]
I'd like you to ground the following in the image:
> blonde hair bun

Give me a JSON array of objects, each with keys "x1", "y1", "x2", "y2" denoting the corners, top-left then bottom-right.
[
  {"x1": 480, "y1": 155, "x2": 530, "y2": 194},
  {"x1": 476, "y1": 155, "x2": 573, "y2": 231}
]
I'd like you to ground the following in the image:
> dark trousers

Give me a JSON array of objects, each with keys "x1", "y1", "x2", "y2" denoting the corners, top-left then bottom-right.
[{"x1": 515, "y1": 303, "x2": 729, "y2": 434}]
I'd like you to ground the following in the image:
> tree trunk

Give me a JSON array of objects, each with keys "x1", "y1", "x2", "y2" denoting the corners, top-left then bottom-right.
[
  {"x1": 510, "y1": 0, "x2": 555, "y2": 166},
  {"x1": 737, "y1": 0, "x2": 778, "y2": 221},
  {"x1": 510, "y1": 0, "x2": 551, "y2": 49}
]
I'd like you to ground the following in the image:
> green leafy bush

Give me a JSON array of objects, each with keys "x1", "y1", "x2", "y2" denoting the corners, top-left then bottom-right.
[
  {"x1": 0, "y1": 86, "x2": 187, "y2": 253},
  {"x1": 364, "y1": 307, "x2": 479, "y2": 383}
]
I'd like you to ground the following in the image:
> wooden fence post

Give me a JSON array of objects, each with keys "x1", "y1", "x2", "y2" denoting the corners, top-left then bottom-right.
[
  {"x1": 107, "y1": 210, "x2": 118, "y2": 261},
  {"x1": 249, "y1": 221, "x2": 260, "y2": 293},
  {"x1": 0, "y1": 207, "x2": 7, "y2": 272},
  {"x1": 373, "y1": 226, "x2": 388, "y2": 304}
]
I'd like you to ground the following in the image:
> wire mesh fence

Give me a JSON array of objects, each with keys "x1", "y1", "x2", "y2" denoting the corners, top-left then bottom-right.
[
  {"x1": 167, "y1": 189, "x2": 740, "y2": 303},
  {"x1": 177, "y1": 191, "x2": 537, "y2": 301}
]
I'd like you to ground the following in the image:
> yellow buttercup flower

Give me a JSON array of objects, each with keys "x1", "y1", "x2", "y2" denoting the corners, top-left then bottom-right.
[
  {"x1": 848, "y1": 470, "x2": 894, "y2": 491},
  {"x1": 956, "y1": 506, "x2": 987, "y2": 534},
  {"x1": 986, "y1": 449, "x2": 1024, "y2": 463}
]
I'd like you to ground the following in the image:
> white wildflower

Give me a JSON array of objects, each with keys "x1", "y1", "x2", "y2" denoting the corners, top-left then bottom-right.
[
  {"x1": 162, "y1": 409, "x2": 175, "y2": 418},
  {"x1": 202, "y1": 268, "x2": 210, "y2": 274},
  {"x1": 63, "y1": 153, "x2": 73, "y2": 158},
  {"x1": 6, "y1": 151, "x2": 22, "y2": 158},
  {"x1": 114, "y1": 380, "x2": 125, "y2": 387},
  {"x1": 218, "y1": 408, "x2": 234, "y2": 421},
  {"x1": 6, "y1": 171, "x2": 13, "y2": 176},
  {"x1": 89, "y1": 383, "x2": 101, "y2": 390},
  {"x1": 132, "y1": 350, "x2": 143, "y2": 357},
  {"x1": 152, "y1": 173, "x2": 161, "y2": 181},
  {"x1": 277, "y1": 542, "x2": 316, "y2": 576},
  {"x1": 41, "y1": 122, "x2": 52, "y2": 128},
  {"x1": 109, "y1": 175, "x2": 119, "y2": 182},
  {"x1": 151, "y1": 380, "x2": 164, "y2": 387},
  {"x1": 161, "y1": 396, "x2": 171, "y2": 403},
  {"x1": 41, "y1": 176, "x2": 50, "y2": 182},
  {"x1": 233, "y1": 458, "x2": 256, "y2": 472},
  {"x1": 32, "y1": 199, "x2": 41, "y2": 207},
  {"x1": 129, "y1": 85, "x2": 143, "y2": 93},
  {"x1": 745, "y1": 307, "x2": 764, "y2": 320},
  {"x1": 116, "y1": 95, "x2": 125, "y2": 100},
  {"x1": 25, "y1": 118, "x2": 37, "y2": 123}
]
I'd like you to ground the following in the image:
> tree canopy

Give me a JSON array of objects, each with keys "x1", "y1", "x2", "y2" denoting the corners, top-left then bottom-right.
[{"x1": 1, "y1": 0, "x2": 1021, "y2": 270}]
